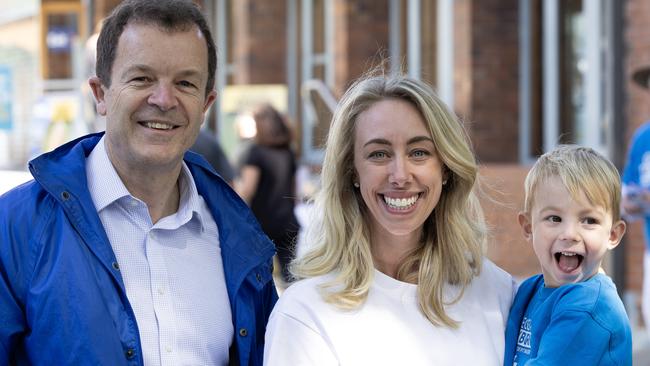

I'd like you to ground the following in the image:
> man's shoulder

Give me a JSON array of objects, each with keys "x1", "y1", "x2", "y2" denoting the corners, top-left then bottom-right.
[{"x1": 0, "y1": 179, "x2": 50, "y2": 222}]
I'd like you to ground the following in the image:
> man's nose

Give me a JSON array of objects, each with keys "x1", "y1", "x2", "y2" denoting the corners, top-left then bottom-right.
[{"x1": 148, "y1": 83, "x2": 178, "y2": 111}]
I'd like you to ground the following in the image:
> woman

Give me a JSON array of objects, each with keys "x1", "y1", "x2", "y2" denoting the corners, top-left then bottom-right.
[
  {"x1": 263, "y1": 74, "x2": 515, "y2": 365},
  {"x1": 235, "y1": 104, "x2": 300, "y2": 284}
]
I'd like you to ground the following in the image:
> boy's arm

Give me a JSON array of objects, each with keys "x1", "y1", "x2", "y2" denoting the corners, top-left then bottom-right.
[{"x1": 525, "y1": 309, "x2": 611, "y2": 365}]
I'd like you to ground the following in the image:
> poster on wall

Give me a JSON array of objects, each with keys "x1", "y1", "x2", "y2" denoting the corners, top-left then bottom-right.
[{"x1": 0, "y1": 65, "x2": 12, "y2": 131}]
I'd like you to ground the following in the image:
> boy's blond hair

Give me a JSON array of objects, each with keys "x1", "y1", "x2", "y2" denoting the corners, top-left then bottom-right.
[{"x1": 523, "y1": 145, "x2": 621, "y2": 221}]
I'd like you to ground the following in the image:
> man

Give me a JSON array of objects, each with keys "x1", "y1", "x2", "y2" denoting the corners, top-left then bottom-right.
[
  {"x1": 623, "y1": 63, "x2": 650, "y2": 338},
  {"x1": 0, "y1": 1, "x2": 277, "y2": 365}
]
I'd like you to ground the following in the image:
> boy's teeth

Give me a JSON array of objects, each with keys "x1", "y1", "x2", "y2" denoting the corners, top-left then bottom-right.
[
  {"x1": 384, "y1": 195, "x2": 418, "y2": 209},
  {"x1": 144, "y1": 121, "x2": 173, "y2": 130}
]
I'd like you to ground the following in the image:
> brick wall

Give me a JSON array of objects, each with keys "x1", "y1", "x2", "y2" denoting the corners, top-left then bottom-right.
[
  {"x1": 480, "y1": 164, "x2": 539, "y2": 280},
  {"x1": 454, "y1": 0, "x2": 520, "y2": 164},
  {"x1": 332, "y1": 0, "x2": 389, "y2": 96},
  {"x1": 624, "y1": 0, "x2": 650, "y2": 294},
  {"x1": 231, "y1": 0, "x2": 286, "y2": 84}
]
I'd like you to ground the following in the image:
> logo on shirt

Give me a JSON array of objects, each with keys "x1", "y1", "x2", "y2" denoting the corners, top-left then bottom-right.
[{"x1": 516, "y1": 316, "x2": 532, "y2": 355}]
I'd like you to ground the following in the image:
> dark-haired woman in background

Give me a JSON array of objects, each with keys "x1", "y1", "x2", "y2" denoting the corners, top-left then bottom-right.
[{"x1": 235, "y1": 104, "x2": 300, "y2": 285}]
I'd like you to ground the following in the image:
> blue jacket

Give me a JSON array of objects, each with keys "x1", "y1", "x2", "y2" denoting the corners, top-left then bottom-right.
[{"x1": 0, "y1": 133, "x2": 278, "y2": 366}]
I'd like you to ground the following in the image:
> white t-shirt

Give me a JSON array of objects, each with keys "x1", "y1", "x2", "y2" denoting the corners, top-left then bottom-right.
[{"x1": 264, "y1": 259, "x2": 515, "y2": 366}]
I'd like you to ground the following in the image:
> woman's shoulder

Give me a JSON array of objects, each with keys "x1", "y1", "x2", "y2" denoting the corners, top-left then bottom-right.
[
  {"x1": 467, "y1": 258, "x2": 516, "y2": 309},
  {"x1": 275, "y1": 274, "x2": 335, "y2": 314},
  {"x1": 477, "y1": 258, "x2": 515, "y2": 289}
]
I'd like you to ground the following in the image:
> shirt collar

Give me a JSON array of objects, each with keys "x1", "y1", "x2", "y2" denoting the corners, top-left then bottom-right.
[
  {"x1": 86, "y1": 136, "x2": 206, "y2": 231},
  {"x1": 86, "y1": 136, "x2": 132, "y2": 212}
]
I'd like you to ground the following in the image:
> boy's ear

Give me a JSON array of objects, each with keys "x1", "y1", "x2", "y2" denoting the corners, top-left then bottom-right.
[
  {"x1": 607, "y1": 219, "x2": 626, "y2": 250},
  {"x1": 518, "y1": 212, "x2": 533, "y2": 242}
]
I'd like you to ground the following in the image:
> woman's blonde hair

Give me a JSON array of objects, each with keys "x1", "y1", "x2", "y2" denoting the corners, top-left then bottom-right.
[
  {"x1": 522, "y1": 145, "x2": 622, "y2": 221},
  {"x1": 291, "y1": 73, "x2": 486, "y2": 327}
]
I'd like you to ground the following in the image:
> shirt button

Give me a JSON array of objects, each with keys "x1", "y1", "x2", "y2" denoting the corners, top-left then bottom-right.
[
  {"x1": 125, "y1": 348, "x2": 136, "y2": 359},
  {"x1": 157, "y1": 288, "x2": 165, "y2": 295},
  {"x1": 165, "y1": 346, "x2": 172, "y2": 353},
  {"x1": 239, "y1": 328, "x2": 248, "y2": 337}
]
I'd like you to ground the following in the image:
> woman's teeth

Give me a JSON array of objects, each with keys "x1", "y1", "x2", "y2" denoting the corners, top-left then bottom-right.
[{"x1": 384, "y1": 195, "x2": 418, "y2": 209}]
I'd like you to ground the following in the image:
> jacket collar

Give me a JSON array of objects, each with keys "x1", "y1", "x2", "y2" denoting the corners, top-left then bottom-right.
[{"x1": 29, "y1": 133, "x2": 275, "y2": 297}]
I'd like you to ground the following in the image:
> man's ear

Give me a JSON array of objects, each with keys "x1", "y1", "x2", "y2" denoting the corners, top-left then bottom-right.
[
  {"x1": 88, "y1": 76, "x2": 107, "y2": 116},
  {"x1": 607, "y1": 219, "x2": 627, "y2": 250},
  {"x1": 518, "y1": 212, "x2": 533, "y2": 242},
  {"x1": 203, "y1": 90, "x2": 217, "y2": 114}
]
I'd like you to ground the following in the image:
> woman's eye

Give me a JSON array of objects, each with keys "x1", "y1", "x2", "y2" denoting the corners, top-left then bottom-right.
[
  {"x1": 368, "y1": 151, "x2": 387, "y2": 159},
  {"x1": 411, "y1": 149, "x2": 430, "y2": 158}
]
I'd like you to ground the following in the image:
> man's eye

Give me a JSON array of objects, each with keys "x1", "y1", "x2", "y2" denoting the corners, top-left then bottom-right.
[
  {"x1": 178, "y1": 80, "x2": 197, "y2": 88},
  {"x1": 130, "y1": 76, "x2": 150, "y2": 83}
]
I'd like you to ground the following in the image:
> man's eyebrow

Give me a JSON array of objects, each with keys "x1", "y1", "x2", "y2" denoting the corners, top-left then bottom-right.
[
  {"x1": 120, "y1": 65, "x2": 203, "y2": 79},
  {"x1": 176, "y1": 69, "x2": 203, "y2": 79},
  {"x1": 120, "y1": 64, "x2": 152, "y2": 79}
]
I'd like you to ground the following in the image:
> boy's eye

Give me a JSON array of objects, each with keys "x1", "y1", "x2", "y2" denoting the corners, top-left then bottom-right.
[
  {"x1": 582, "y1": 217, "x2": 599, "y2": 225},
  {"x1": 546, "y1": 215, "x2": 561, "y2": 223}
]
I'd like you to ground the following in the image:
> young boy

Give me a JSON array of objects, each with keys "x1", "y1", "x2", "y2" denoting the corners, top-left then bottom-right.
[{"x1": 504, "y1": 145, "x2": 632, "y2": 365}]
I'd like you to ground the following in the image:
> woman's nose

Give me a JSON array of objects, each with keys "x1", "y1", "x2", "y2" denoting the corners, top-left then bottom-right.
[{"x1": 389, "y1": 156, "x2": 410, "y2": 186}]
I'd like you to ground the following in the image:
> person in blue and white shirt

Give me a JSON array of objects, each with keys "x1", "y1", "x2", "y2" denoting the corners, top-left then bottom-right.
[
  {"x1": 505, "y1": 145, "x2": 631, "y2": 365},
  {"x1": 622, "y1": 63, "x2": 650, "y2": 341}
]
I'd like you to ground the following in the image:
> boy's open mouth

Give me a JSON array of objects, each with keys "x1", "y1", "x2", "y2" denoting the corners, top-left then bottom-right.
[{"x1": 554, "y1": 251, "x2": 584, "y2": 273}]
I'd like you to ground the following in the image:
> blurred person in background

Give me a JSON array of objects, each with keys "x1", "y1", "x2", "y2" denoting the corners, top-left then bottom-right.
[
  {"x1": 191, "y1": 127, "x2": 236, "y2": 185},
  {"x1": 235, "y1": 104, "x2": 300, "y2": 286},
  {"x1": 622, "y1": 63, "x2": 650, "y2": 338},
  {"x1": 263, "y1": 73, "x2": 515, "y2": 365},
  {"x1": 0, "y1": 1, "x2": 276, "y2": 365}
]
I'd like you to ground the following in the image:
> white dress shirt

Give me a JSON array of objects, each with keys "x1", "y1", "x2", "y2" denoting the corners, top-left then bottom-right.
[{"x1": 86, "y1": 136, "x2": 233, "y2": 365}]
